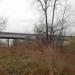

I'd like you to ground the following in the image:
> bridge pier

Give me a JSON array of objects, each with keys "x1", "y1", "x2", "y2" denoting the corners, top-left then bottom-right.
[{"x1": 7, "y1": 39, "x2": 10, "y2": 47}]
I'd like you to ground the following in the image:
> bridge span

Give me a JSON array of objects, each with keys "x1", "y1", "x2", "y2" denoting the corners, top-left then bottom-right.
[
  {"x1": 0, "y1": 32, "x2": 45, "y2": 40},
  {"x1": 0, "y1": 32, "x2": 46, "y2": 46}
]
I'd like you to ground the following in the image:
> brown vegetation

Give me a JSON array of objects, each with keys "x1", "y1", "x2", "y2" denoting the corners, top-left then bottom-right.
[{"x1": 0, "y1": 41, "x2": 75, "y2": 75}]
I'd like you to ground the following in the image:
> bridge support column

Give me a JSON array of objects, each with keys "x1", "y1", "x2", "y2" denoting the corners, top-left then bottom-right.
[{"x1": 7, "y1": 39, "x2": 10, "y2": 47}]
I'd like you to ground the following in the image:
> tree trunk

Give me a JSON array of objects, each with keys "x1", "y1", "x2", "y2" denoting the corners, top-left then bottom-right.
[
  {"x1": 45, "y1": 1, "x2": 48, "y2": 41},
  {"x1": 50, "y1": 0, "x2": 57, "y2": 45}
]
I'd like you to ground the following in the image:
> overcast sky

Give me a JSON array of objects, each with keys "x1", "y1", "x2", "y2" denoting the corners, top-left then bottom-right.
[{"x1": 0, "y1": 0, "x2": 74, "y2": 33}]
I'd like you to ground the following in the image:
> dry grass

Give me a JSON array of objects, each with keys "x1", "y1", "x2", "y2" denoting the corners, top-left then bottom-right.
[{"x1": 0, "y1": 41, "x2": 75, "y2": 75}]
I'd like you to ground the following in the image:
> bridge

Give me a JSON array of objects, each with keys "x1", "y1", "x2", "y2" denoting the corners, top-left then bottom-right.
[
  {"x1": 0, "y1": 32, "x2": 71, "y2": 40},
  {"x1": 0, "y1": 32, "x2": 71, "y2": 46},
  {"x1": 0, "y1": 32, "x2": 45, "y2": 40},
  {"x1": 0, "y1": 32, "x2": 46, "y2": 46}
]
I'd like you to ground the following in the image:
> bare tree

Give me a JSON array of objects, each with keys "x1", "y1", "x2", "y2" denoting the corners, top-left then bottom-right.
[
  {"x1": 49, "y1": 0, "x2": 70, "y2": 44},
  {"x1": 0, "y1": 17, "x2": 8, "y2": 46},
  {"x1": 50, "y1": 0, "x2": 57, "y2": 44},
  {"x1": 58, "y1": 2, "x2": 71, "y2": 48},
  {"x1": 33, "y1": 0, "x2": 70, "y2": 44},
  {"x1": 50, "y1": 0, "x2": 71, "y2": 47},
  {"x1": 50, "y1": 0, "x2": 64, "y2": 44},
  {"x1": 0, "y1": 17, "x2": 7, "y2": 32},
  {"x1": 34, "y1": 23, "x2": 45, "y2": 34},
  {"x1": 34, "y1": 0, "x2": 52, "y2": 40}
]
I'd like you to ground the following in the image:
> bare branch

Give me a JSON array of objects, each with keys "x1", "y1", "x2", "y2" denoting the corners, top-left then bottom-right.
[
  {"x1": 47, "y1": 4, "x2": 52, "y2": 8},
  {"x1": 37, "y1": 0, "x2": 45, "y2": 11},
  {"x1": 0, "y1": 17, "x2": 7, "y2": 32}
]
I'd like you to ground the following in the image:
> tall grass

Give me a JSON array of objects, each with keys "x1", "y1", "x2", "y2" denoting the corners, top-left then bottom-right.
[{"x1": 0, "y1": 41, "x2": 75, "y2": 75}]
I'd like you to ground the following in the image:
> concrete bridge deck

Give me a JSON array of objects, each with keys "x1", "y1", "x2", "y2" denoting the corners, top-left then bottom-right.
[{"x1": 0, "y1": 32, "x2": 43, "y2": 39}]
